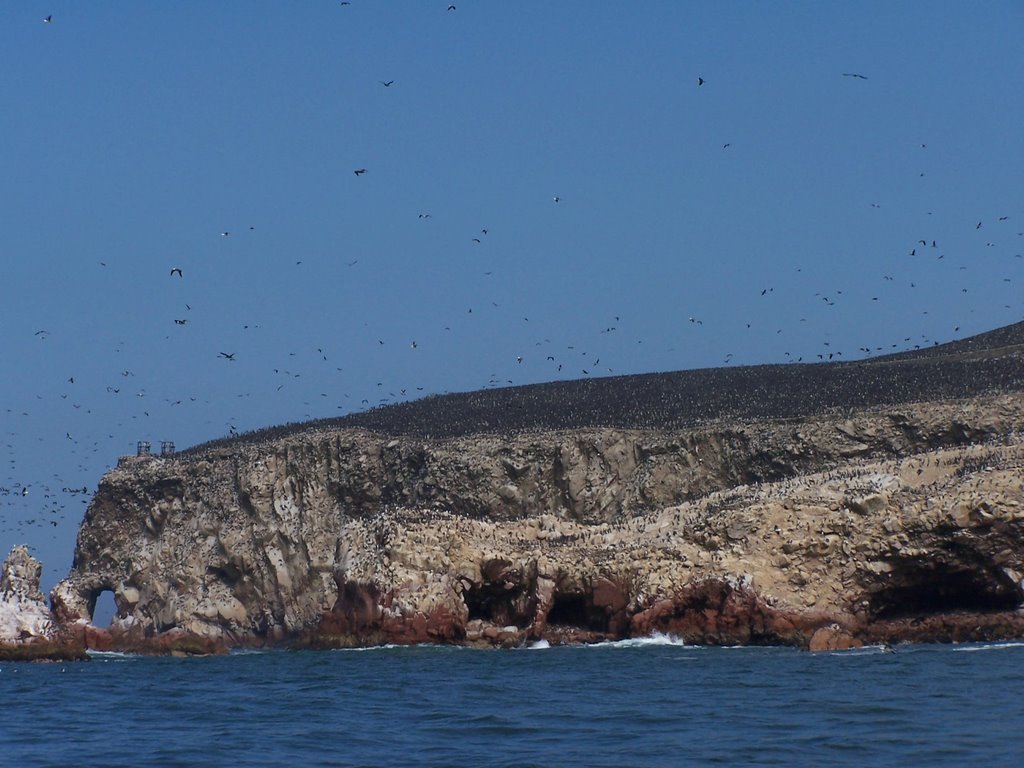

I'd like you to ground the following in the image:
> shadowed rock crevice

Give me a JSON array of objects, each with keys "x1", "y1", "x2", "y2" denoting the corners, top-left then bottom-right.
[
  {"x1": 462, "y1": 559, "x2": 534, "y2": 628},
  {"x1": 545, "y1": 593, "x2": 602, "y2": 631},
  {"x1": 866, "y1": 559, "x2": 1023, "y2": 619}
]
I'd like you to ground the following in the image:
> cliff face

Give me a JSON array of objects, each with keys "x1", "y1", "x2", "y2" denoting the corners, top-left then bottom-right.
[{"x1": 52, "y1": 391, "x2": 1024, "y2": 651}]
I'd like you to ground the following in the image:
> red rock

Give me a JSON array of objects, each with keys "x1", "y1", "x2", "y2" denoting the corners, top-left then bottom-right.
[{"x1": 809, "y1": 624, "x2": 863, "y2": 652}]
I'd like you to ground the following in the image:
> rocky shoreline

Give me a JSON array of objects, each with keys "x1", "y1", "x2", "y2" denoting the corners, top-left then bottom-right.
[
  {"x1": 5, "y1": 323, "x2": 1024, "y2": 660},
  {"x1": 3, "y1": 393, "x2": 1019, "y2": 659}
]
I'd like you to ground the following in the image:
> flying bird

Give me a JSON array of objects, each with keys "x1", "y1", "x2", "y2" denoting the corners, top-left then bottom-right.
[
  {"x1": 170, "y1": 267, "x2": 183, "y2": 277},
  {"x1": 697, "y1": 77, "x2": 705, "y2": 86},
  {"x1": 380, "y1": 80, "x2": 394, "y2": 87},
  {"x1": 552, "y1": 196, "x2": 561, "y2": 203},
  {"x1": 174, "y1": 319, "x2": 188, "y2": 325},
  {"x1": 842, "y1": 73, "x2": 868, "y2": 79},
  {"x1": 354, "y1": 168, "x2": 367, "y2": 176},
  {"x1": 219, "y1": 352, "x2": 236, "y2": 361},
  {"x1": 43, "y1": 15, "x2": 52, "y2": 23}
]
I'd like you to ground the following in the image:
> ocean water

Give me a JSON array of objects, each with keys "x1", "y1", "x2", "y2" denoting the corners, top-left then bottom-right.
[{"x1": 3, "y1": 637, "x2": 1023, "y2": 767}]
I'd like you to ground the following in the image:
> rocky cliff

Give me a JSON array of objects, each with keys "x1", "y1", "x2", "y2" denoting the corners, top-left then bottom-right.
[
  {"x1": 1, "y1": 546, "x2": 85, "y2": 660},
  {"x1": 42, "y1": 323, "x2": 1024, "y2": 652}
]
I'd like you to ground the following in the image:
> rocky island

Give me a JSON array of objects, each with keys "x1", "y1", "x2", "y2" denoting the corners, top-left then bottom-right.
[{"x1": 4, "y1": 321, "x2": 1024, "y2": 657}]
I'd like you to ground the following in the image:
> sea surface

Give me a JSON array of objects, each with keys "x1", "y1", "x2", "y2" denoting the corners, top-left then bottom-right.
[{"x1": 3, "y1": 636, "x2": 1023, "y2": 767}]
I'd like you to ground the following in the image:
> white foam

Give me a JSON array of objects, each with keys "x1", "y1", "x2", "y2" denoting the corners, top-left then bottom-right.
[
  {"x1": 330, "y1": 643, "x2": 405, "y2": 652},
  {"x1": 952, "y1": 641, "x2": 1024, "y2": 653},
  {"x1": 826, "y1": 645, "x2": 893, "y2": 656},
  {"x1": 587, "y1": 631, "x2": 691, "y2": 649},
  {"x1": 525, "y1": 639, "x2": 550, "y2": 650},
  {"x1": 85, "y1": 650, "x2": 136, "y2": 661}
]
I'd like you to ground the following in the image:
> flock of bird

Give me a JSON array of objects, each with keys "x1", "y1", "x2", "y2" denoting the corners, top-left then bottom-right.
[{"x1": 4, "y1": 8, "x2": 1022, "y2": 571}]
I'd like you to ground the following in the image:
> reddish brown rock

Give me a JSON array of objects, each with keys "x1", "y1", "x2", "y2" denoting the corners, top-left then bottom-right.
[
  {"x1": 630, "y1": 579, "x2": 827, "y2": 646},
  {"x1": 809, "y1": 624, "x2": 863, "y2": 652}
]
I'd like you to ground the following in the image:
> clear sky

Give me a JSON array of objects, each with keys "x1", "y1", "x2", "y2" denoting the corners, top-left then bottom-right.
[{"x1": 2, "y1": 2, "x2": 1023, "y2": 592}]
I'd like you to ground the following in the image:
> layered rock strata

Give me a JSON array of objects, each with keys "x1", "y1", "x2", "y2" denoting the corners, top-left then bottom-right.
[{"x1": 51, "y1": 392, "x2": 1024, "y2": 652}]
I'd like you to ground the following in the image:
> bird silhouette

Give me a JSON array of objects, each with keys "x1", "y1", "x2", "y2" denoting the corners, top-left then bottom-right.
[
  {"x1": 219, "y1": 352, "x2": 236, "y2": 361},
  {"x1": 380, "y1": 80, "x2": 394, "y2": 87},
  {"x1": 842, "y1": 73, "x2": 868, "y2": 79},
  {"x1": 170, "y1": 267, "x2": 183, "y2": 277},
  {"x1": 354, "y1": 168, "x2": 367, "y2": 176}
]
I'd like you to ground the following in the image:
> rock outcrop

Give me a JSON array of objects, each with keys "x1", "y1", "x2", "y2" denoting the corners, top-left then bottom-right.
[
  {"x1": 50, "y1": 392, "x2": 1024, "y2": 652},
  {"x1": 45, "y1": 322, "x2": 1024, "y2": 653},
  {"x1": 1, "y1": 546, "x2": 85, "y2": 661}
]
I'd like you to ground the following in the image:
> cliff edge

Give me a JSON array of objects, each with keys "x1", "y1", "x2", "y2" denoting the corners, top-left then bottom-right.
[{"x1": 47, "y1": 322, "x2": 1024, "y2": 652}]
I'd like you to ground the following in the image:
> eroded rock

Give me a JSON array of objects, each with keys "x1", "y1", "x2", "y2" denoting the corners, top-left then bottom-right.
[
  {"x1": 48, "y1": 391, "x2": 1024, "y2": 652},
  {"x1": 1, "y1": 546, "x2": 86, "y2": 661}
]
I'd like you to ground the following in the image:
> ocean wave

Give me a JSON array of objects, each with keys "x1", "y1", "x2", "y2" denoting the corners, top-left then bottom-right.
[
  {"x1": 85, "y1": 650, "x2": 137, "y2": 661},
  {"x1": 587, "y1": 632, "x2": 692, "y2": 649},
  {"x1": 826, "y1": 645, "x2": 896, "y2": 656},
  {"x1": 330, "y1": 643, "x2": 407, "y2": 652},
  {"x1": 951, "y1": 641, "x2": 1024, "y2": 653}
]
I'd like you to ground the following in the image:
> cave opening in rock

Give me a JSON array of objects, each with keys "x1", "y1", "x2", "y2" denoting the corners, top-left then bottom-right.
[
  {"x1": 463, "y1": 585, "x2": 530, "y2": 628},
  {"x1": 91, "y1": 588, "x2": 117, "y2": 627},
  {"x1": 869, "y1": 561, "x2": 1023, "y2": 620},
  {"x1": 546, "y1": 592, "x2": 606, "y2": 631}
]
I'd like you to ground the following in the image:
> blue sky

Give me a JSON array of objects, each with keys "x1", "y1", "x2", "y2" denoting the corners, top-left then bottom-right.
[{"x1": 2, "y1": 2, "x2": 1023, "y2": 591}]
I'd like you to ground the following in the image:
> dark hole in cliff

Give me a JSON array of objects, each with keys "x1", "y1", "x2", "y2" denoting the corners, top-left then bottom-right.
[
  {"x1": 91, "y1": 589, "x2": 117, "y2": 627},
  {"x1": 463, "y1": 585, "x2": 531, "y2": 628},
  {"x1": 869, "y1": 561, "x2": 1023, "y2": 620},
  {"x1": 546, "y1": 593, "x2": 607, "y2": 632}
]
